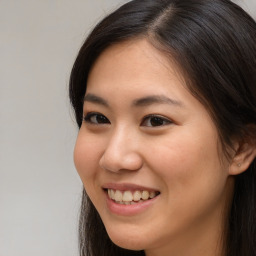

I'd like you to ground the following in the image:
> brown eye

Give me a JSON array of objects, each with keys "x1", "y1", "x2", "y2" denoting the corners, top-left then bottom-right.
[
  {"x1": 141, "y1": 115, "x2": 172, "y2": 127},
  {"x1": 84, "y1": 113, "x2": 110, "y2": 124}
]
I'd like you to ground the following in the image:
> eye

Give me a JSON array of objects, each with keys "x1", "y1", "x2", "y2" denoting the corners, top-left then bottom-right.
[
  {"x1": 83, "y1": 112, "x2": 110, "y2": 125},
  {"x1": 141, "y1": 115, "x2": 172, "y2": 127}
]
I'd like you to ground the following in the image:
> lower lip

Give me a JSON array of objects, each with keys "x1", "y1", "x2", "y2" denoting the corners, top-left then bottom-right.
[{"x1": 105, "y1": 192, "x2": 159, "y2": 216}]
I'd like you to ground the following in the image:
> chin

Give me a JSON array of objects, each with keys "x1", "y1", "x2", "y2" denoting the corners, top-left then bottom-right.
[
  {"x1": 105, "y1": 226, "x2": 147, "y2": 251},
  {"x1": 110, "y1": 237, "x2": 145, "y2": 251}
]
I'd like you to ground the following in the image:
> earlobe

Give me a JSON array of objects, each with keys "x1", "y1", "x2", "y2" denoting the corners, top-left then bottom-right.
[{"x1": 229, "y1": 141, "x2": 256, "y2": 175}]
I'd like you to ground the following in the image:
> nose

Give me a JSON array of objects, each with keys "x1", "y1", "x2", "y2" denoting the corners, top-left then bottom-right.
[{"x1": 99, "y1": 128, "x2": 143, "y2": 173}]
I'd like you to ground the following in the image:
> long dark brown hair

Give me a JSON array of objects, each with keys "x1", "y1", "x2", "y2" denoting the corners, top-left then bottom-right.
[{"x1": 69, "y1": 0, "x2": 256, "y2": 255}]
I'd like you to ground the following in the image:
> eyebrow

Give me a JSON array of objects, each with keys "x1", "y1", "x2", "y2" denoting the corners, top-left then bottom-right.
[
  {"x1": 83, "y1": 93, "x2": 183, "y2": 108},
  {"x1": 133, "y1": 95, "x2": 183, "y2": 107},
  {"x1": 84, "y1": 93, "x2": 109, "y2": 107}
]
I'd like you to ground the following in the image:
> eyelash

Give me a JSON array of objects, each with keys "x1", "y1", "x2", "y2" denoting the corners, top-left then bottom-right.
[
  {"x1": 83, "y1": 112, "x2": 172, "y2": 127},
  {"x1": 141, "y1": 114, "x2": 172, "y2": 127},
  {"x1": 83, "y1": 112, "x2": 110, "y2": 125}
]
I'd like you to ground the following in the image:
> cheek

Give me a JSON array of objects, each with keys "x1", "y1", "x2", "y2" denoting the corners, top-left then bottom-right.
[
  {"x1": 146, "y1": 129, "x2": 224, "y2": 195},
  {"x1": 73, "y1": 134, "x2": 104, "y2": 208},
  {"x1": 146, "y1": 137, "x2": 229, "y2": 232},
  {"x1": 73, "y1": 133, "x2": 100, "y2": 183}
]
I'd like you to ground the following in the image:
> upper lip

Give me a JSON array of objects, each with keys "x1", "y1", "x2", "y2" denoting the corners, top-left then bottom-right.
[{"x1": 102, "y1": 183, "x2": 160, "y2": 192}]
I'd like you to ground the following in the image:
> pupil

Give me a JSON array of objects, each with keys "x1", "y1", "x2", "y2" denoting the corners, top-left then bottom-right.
[
  {"x1": 96, "y1": 115, "x2": 107, "y2": 123},
  {"x1": 150, "y1": 117, "x2": 163, "y2": 126}
]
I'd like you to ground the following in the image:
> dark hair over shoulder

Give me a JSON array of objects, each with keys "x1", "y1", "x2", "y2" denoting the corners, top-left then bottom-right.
[{"x1": 69, "y1": 0, "x2": 256, "y2": 255}]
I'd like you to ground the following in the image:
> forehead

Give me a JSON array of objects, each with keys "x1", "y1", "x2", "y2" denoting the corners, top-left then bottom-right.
[{"x1": 87, "y1": 39, "x2": 187, "y2": 97}]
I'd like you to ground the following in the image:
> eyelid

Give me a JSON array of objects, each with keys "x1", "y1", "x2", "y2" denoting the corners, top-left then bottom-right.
[
  {"x1": 83, "y1": 112, "x2": 110, "y2": 125},
  {"x1": 141, "y1": 114, "x2": 173, "y2": 127},
  {"x1": 83, "y1": 112, "x2": 173, "y2": 127}
]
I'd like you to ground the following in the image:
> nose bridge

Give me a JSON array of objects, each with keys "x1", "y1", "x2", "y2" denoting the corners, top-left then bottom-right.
[{"x1": 99, "y1": 125, "x2": 142, "y2": 173}]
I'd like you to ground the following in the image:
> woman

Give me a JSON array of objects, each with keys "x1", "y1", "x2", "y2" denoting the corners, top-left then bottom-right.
[{"x1": 69, "y1": 0, "x2": 256, "y2": 255}]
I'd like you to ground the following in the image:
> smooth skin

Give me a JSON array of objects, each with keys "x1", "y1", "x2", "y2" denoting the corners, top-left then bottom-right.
[{"x1": 74, "y1": 39, "x2": 251, "y2": 256}]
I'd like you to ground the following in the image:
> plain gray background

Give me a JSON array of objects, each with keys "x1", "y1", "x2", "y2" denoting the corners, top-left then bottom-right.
[{"x1": 0, "y1": 1, "x2": 255, "y2": 256}]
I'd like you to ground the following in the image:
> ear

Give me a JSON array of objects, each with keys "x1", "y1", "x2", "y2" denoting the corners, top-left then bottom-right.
[{"x1": 229, "y1": 138, "x2": 256, "y2": 175}]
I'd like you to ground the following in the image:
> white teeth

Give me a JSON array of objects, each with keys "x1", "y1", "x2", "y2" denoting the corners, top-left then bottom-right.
[
  {"x1": 123, "y1": 191, "x2": 133, "y2": 202},
  {"x1": 133, "y1": 190, "x2": 142, "y2": 201},
  {"x1": 149, "y1": 191, "x2": 156, "y2": 199},
  {"x1": 142, "y1": 190, "x2": 149, "y2": 200},
  {"x1": 110, "y1": 189, "x2": 115, "y2": 200},
  {"x1": 114, "y1": 190, "x2": 122, "y2": 202},
  {"x1": 107, "y1": 189, "x2": 159, "y2": 203}
]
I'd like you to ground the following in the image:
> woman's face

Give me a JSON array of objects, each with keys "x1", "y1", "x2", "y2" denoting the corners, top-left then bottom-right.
[{"x1": 74, "y1": 39, "x2": 233, "y2": 255}]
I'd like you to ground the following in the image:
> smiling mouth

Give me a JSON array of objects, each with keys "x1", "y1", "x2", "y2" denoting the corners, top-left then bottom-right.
[{"x1": 106, "y1": 189, "x2": 160, "y2": 205}]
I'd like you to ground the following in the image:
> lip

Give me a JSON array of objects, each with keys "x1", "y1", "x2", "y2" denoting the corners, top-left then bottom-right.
[{"x1": 102, "y1": 183, "x2": 160, "y2": 216}]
